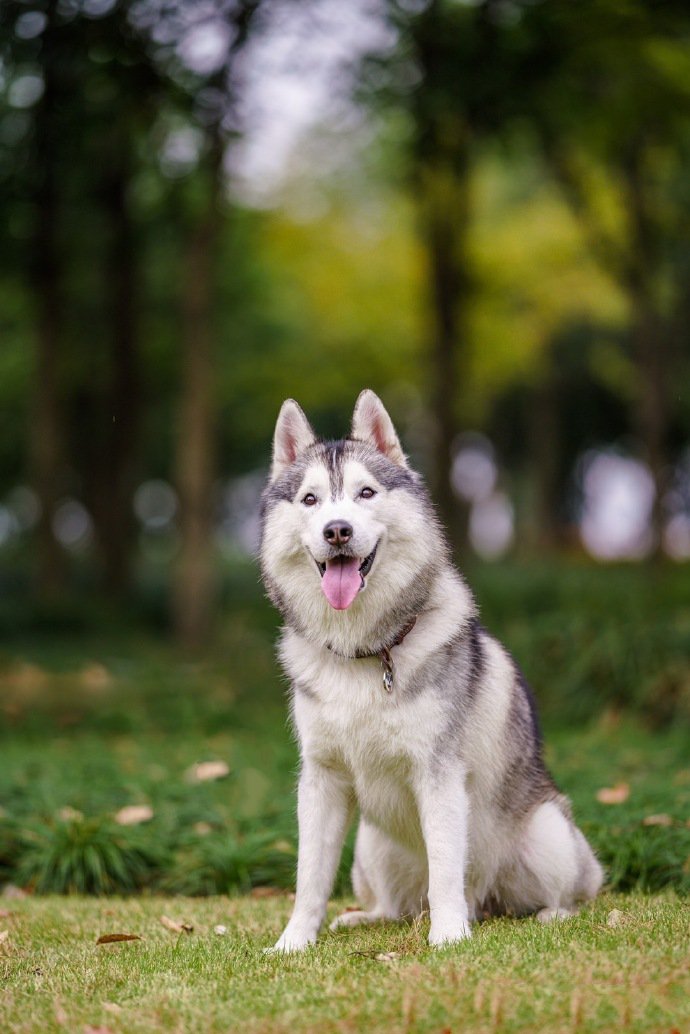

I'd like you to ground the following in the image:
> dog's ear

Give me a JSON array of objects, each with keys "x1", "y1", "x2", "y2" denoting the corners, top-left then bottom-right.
[
  {"x1": 271, "y1": 399, "x2": 316, "y2": 480},
  {"x1": 351, "y1": 389, "x2": 408, "y2": 467}
]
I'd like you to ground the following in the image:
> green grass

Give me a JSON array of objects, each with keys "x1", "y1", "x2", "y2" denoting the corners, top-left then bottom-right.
[
  {"x1": 1, "y1": 892, "x2": 689, "y2": 1032},
  {"x1": 1, "y1": 560, "x2": 689, "y2": 1030},
  {"x1": 0, "y1": 560, "x2": 689, "y2": 896}
]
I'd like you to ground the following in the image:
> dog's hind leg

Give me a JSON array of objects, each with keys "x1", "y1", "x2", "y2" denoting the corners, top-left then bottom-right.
[
  {"x1": 501, "y1": 800, "x2": 603, "y2": 922},
  {"x1": 330, "y1": 819, "x2": 427, "y2": 931}
]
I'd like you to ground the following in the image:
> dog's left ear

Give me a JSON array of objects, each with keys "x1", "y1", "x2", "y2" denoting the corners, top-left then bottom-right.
[{"x1": 351, "y1": 389, "x2": 408, "y2": 467}]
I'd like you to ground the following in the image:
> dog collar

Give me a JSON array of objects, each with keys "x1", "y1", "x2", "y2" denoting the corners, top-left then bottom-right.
[{"x1": 327, "y1": 616, "x2": 417, "y2": 693}]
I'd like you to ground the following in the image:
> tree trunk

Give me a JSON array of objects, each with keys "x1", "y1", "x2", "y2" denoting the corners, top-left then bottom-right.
[
  {"x1": 172, "y1": 150, "x2": 221, "y2": 650},
  {"x1": 28, "y1": 18, "x2": 66, "y2": 600},
  {"x1": 94, "y1": 147, "x2": 140, "y2": 596},
  {"x1": 418, "y1": 156, "x2": 471, "y2": 555},
  {"x1": 623, "y1": 150, "x2": 668, "y2": 554}
]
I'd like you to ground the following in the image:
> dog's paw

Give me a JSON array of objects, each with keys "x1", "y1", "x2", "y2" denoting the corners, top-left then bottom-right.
[
  {"x1": 536, "y1": 906, "x2": 575, "y2": 924},
  {"x1": 329, "y1": 910, "x2": 385, "y2": 931},
  {"x1": 428, "y1": 918, "x2": 472, "y2": 947},
  {"x1": 264, "y1": 927, "x2": 316, "y2": 954}
]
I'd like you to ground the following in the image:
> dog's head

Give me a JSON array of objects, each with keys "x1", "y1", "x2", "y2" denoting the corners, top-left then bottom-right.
[{"x1": 260, "y1": 390, "x2": 446, "y2": 651}]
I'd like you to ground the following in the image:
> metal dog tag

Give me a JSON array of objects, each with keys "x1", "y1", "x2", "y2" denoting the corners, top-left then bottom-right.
[{"x1": 380, "y1": 648, "x2": 394, "y2": 693}]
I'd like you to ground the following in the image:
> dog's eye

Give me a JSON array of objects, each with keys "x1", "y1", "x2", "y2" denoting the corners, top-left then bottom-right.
[
  {"x1": 302, "y1": 493, "x2": 318, "y2": 507},
  {"x1": 360, "y1": 487, "x2": 376, "y2": 500}
]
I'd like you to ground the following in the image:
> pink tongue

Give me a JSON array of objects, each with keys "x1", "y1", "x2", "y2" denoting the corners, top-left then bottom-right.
[{"x1": 321, "y1": 556, "x2": 362, "y2": 610}]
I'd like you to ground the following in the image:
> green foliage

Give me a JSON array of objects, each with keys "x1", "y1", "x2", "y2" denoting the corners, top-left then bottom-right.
[
  {"x1": 15, "y1": 816, "x2": 163, "y2": 894},
  {"x1": 164, "y1": 830, "x2": 296, "y2": 897},
  {"x1": 0, "y1": 562, "x2": 687, "y2": 898}
]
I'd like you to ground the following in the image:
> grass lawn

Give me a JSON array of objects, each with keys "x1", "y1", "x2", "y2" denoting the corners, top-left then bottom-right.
[
  {"x1": 2, "y1": 891, "x2": 689, "y2": 1032},
  {"x1": 0, "y1": 560, "x2": 689, "y2": 1030}
]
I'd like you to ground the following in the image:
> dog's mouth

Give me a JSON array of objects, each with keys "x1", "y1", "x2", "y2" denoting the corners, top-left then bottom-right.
[{"x1": 313, "y1": 543, "x2": 378, "y2": 611}]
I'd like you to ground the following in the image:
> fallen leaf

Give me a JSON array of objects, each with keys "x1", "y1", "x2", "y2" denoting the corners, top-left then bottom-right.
[
  {"x1": 250, "y1": 886, "x2": 281, "y2": 899},
  {"x1": 349, "y1": 949, "x2": 401, "y2": 962},
  {"x1": 187, "y1": 761, "x2": 230, "y2": 782},
  {"x1": 58, "y1": 806, "x2": 84, "y2": 823},
  {"x1": 193, "y1": 821, "x2": 213, "y2": 836},
  {"x1": 606, "y1": 909, "x2": 632, "y2": 927},
  {"x1": 213, "y1": 925, "x2": 227, "y2": 936},
  {"x1": 0, "y1": 909, "x2": 12, "y2": 919},
  {"x1": 83, "y1": 1026, "x2": 115, "y2": 1034},
  {"x1": 642, "y1": 813, "x2": 673, "y2": 827},
  {"x1": 114, "y1": 805, "x2": 153, "y2": 826},
  {"x1": 80, "y1": 663, "x2": 112, "y2": 690},
  {"x1": 102, "y1": 1003, "x2": 121, "y2": 1014},
  {"x1": 96, "y1": 933, "x2": 142, "y2": 945},
  {"x1": 159, "y1": 915, "x2": 193, "y2": 934},
  {"x1": 0, "y1": 930, "x2": 9, "y2": 948},
  {"x1": 2, "y1": 884, "x2": 28, "y2": 899},
  {"x1": 596, "y1": 782, "x2": 630, "y2": 805}
]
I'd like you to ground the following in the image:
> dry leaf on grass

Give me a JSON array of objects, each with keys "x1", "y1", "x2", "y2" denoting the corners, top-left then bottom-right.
[
  {"x1": 0, "y1": 930, "x2": 9, "y2": 949},
  {"x1": 187, "y1": 760, "x2": 230, "y2": 782},
  {"x1": 0, "y1": 909, "x2": 12, "y2": 919},
  {"x1": 596, "y1": 782, "x2": 630, "y2": 804},
  {"x1": 83, "y1": 1026, "x2": 115, "y2": 1034},
  {"x1": 250, "y1": 886, "x2": 283, "y2": 899},
  {"x1": 159, "y1": 915, "x2": 193, "y2": 934},
  {"x1": 80, "y1": 663, "x2": 112, "y2": 690},
  {"x1": 642, "y1": 813, "x2": 673, "y2": 827},
  {"x1": 102, "y1": 1003, "x2": 121, "y2": 1014},
  {"x1": 96, "y1": 933, "x2": 142, "y2": 945},
  {"x1": 606, "y1": 909, "x2": 632, "y2": 927},
  {"x1": 114, "y1": 805, "x2": 153, "y2": 826},
  {"x1": 2, "y1": 885, "x2": 28, "y2": 900},
  {"x1": 349, "y1": 949, "x2": 401, "y2": 962},
  {"x1": 58, "y1": 806, "x2": 84, "y2": 823},
  {"x1": 213, "y1": 925, "x2": 227, "y2": 936}
]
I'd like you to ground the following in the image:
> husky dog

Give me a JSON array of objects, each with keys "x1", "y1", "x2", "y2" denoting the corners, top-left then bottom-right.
[{"x1": 260, "y1": 390, "x2": 603, "y2": 952}]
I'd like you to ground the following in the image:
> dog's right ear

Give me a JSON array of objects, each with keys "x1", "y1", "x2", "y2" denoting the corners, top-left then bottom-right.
[{"x1": 271, "y1": 399, "x2": 316, "y2": 480}]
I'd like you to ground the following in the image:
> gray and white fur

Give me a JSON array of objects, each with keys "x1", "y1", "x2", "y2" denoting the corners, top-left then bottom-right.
[{"x1": 260, "y1": 389, "x2": 603, "y2": 952}]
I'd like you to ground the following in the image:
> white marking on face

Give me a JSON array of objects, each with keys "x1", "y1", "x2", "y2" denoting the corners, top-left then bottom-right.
[{"x1": 295, "y1": 460, "x2": 385, "y2": 565}]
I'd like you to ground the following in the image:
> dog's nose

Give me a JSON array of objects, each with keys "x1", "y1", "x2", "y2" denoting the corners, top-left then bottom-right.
[{"x1": 323, "y1": 520, "x2": 353, "y2": 546}]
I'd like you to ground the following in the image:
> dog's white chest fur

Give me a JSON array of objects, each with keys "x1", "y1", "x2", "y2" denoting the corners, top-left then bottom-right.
[{"x1": 282, "y1": 631, "x2": 451, "y2": 847}]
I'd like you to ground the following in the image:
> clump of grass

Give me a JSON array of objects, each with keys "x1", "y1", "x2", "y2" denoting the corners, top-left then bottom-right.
[
  {"x1": 163, "y1": 830, "x2": 296, "y2": 896},
  {"x1": 16, "y1": 816, "x2": 164, "y2": 894}
]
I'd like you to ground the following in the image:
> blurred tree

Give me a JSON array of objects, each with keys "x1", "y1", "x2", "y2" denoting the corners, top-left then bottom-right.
[
  {"x1": 152, "y1": 0, "x2": 266, "y2": 649},
  {"x1": 514, "y1": 0, "x2": 690, "y2": 548},
  {"x1": 0, "y1": 1, "x2": 70, "y2": 598},
  {"x1": 365, "y1": 0, "x2": 535, "y2": 549}
]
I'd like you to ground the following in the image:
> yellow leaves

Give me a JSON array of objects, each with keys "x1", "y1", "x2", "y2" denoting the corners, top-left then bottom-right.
[
  {"x1": 186, "y1": 760, "x2": 230, "y2": 782},
  {"x1": 596, "y1": 782, "x2": 630, "y2": 804},
  {"x1": 159, "y1": 915, "x2": 193, "y2": 934},
  {"x1": 114, "y1": 805, "x2": 153, "y2": 826},
  {"x1": 606, "y1": 909, "x2": 632, "y2": 928},
  {"x1": 642, "y1": 814, "x2": 674, "y2": 827}
]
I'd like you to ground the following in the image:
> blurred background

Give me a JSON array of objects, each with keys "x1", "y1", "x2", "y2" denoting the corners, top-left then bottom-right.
[{"x1": 0, "y1": 0, "x2": 689, "y2": 899}]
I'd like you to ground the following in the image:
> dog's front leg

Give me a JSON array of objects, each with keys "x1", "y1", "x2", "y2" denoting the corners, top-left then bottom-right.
[
  {"x1": 269, "y1": 759, "x2": 353, "y2": 953},
  {"x1": 416, "y1": 768, "x2": 472, "y2": 946}
]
